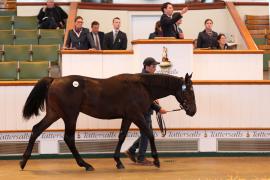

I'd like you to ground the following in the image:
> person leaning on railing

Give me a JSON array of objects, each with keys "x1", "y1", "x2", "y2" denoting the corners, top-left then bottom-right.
[
  {"x1": 64, "y1": 16, "x2": 95, "y2": 50},
  {"x1": 216, "y1": 33, "x2": 233, "y2": 50}
]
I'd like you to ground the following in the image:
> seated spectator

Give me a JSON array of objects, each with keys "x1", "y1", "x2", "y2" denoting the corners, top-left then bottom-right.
[
  {"x1": 216, "y1": 33, "x2": 231, "y2": 50},
  {"x1": 65, "y1": 16, "x2": 95, "y2": 50},
  {"x1": 37, "y1": 0, "x2": 68, "y2": 29},
  {"x1": 104, "y1": 17, "x2": 127, "y2": 50},
  {"x1": 90, "y1": 21, "x2": 105, "y2": 50},
  {"x1": 196, "y1": 18, "x2": 218, "y2": 49},
  {"x1": 149, "y1": 21, "x2": 163, "y2": 39},
  {"x1": 173, "y1": 13, "x2": 184, "y2": 39}
]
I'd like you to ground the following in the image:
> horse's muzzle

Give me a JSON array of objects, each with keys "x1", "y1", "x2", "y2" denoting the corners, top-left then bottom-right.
[{"x1": 184, "y1": 104, "x2": 196, "y2": 117}]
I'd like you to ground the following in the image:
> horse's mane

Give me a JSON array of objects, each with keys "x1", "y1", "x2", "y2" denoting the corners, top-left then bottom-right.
[{"x1": 139, "y1": 73, "x2": 184, "y2": 92}]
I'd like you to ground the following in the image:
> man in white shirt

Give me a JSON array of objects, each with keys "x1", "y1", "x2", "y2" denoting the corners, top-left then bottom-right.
[{"x1": 103, "y1": 17, "x2": 127, "y2": 50}]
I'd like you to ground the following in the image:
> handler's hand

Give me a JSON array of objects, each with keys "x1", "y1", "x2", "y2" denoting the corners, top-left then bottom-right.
[{"x1": 159, "y1": 108, "x2": 167, "y2": 114}]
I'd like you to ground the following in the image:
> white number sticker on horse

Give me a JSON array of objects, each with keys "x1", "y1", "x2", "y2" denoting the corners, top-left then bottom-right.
[{"x1": 73, "y1": 81, "x2": 79, "y2": 87}]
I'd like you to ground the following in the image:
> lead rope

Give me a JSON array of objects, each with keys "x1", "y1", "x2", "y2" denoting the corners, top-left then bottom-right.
[{"x1": 156, "y1": 106, "x2": 184, "y2": 137}]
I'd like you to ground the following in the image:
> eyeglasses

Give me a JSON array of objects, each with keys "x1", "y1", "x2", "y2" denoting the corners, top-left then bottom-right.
[{"x1": 77, "y1": 21, "x2": 84, "y2": 24}]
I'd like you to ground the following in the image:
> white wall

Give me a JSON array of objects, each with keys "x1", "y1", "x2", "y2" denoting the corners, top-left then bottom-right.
[
  {"x1": 1, "y1": 82, "x2": 270, "y2": 131},
  {"x1": 193, "y1": 53, "x2": 262, "y2": 80}
]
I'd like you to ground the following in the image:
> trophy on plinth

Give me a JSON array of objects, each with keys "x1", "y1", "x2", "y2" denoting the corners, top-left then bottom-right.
[{"x1": 160, "y1": 46, "x2": 172, "y2": 68}]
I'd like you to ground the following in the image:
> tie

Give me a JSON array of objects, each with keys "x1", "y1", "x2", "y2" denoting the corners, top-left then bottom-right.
[
  {"x1": 113, "y1": 31, "x2": 118, "y2": 43},
  {"x1": 94, "y1": 33, "x2": 100, "y2": 50}
]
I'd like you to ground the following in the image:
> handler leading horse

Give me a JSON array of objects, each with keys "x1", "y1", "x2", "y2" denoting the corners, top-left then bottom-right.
[{"x1": 20, "y1": 73, "x2": 196, "y2": 171}]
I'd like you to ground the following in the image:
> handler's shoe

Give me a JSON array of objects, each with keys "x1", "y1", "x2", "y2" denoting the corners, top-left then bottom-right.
[
  {"x1": 125, "y1": 150, "x2": 136, "y2": 163},
  {"x1": 136, "y1": 158, "x2": 153, "y2": 166}
]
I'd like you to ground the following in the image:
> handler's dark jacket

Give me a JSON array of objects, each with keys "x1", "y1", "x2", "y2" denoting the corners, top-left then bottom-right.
[{"x1": 142, "y1": 68, "x2": 161, "y2": 115}]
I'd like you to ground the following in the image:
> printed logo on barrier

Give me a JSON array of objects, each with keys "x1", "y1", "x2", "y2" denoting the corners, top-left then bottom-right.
[
  {"x1": 160, "y1": 46, "x2": 172, "y2": 68},
  {"x1": 157, "y1": 46, "x2": 178, "y2": 75}
]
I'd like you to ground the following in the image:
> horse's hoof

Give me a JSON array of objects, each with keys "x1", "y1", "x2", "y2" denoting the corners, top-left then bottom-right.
[
  {"x1": 116, "y1": 163, "x2": 125, "y2": 169},
  {"x1": 153, "y1": 160, "x2": 160, "y2": 168},
  {"x1": 19, "y1": 160, "x2": 26, "y2": 170},
  {"x1": 85, "y1": 165, "x2": 95, "y2": 171}
]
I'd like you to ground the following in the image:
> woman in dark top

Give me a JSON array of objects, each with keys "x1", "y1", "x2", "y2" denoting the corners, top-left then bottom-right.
[
  {"x1": 148, "y1": 21, "x2": 163, "y2": 39},
  {"x1": 196, "y1": 18, "x2": 218, "y2": 49},
  {"x1": 216, "y1": 33, "x2": 231, "y2": 50},
  {"x1": 65, "y1": 16, "x2": 95, "y2": 50}
]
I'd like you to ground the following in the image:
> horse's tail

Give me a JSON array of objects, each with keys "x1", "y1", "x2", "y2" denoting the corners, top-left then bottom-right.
[{"x1": 23, "y1": 77, "x2": 54, "y2": 120}]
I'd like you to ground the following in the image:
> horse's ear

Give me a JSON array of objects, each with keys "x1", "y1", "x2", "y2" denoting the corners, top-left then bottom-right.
[
  {"x1": 189, "y1": 72, "x2": 193, "y2": 79},
  {"x1": 185, "y1": 73, "x2": 189, "y2": 80}
]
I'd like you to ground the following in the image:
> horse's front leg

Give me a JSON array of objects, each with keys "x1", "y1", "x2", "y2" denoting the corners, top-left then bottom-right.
[{"x1": 113, "y1": 119, "x2": 131, "y2": 169}]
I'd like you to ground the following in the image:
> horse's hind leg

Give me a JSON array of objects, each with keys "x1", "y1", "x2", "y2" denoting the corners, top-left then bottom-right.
[
  {"x1": 113, "y1": 119, "x2": 131, "y2": 169},
  {"x1": 20, "y1": 113, "x2": 58, "y2": 170},
  {"x1": 63, "y1": 116, "x2": 94, "y2": 171}
]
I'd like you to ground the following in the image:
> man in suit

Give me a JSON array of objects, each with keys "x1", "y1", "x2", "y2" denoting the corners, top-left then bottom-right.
[
  {"x1": 65, "y1": 16, "x2": 95, "y2": 50},
  {"x1": 90, "y1": 21, "x2": 105, "y2": 50},
  {"x1": 160, "y1": 2, "x2": 188, "y2": 38},
  {"x1": 104, "y1": 17, "x2": 127, "y2": 50}
]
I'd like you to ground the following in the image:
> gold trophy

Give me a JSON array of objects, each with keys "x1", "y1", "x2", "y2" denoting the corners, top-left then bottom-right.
[{"x1": 160, "y1": 46, "x2": 172, "y2": 68}]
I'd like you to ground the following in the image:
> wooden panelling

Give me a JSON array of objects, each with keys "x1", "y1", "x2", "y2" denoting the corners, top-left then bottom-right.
[
  {"x1": 246, "y1": 25, "x2": 270, "y2": 30},
  {"x1": 251, "y1": 34, "x2": 266, "y2": 38},
  {"x1": 226, "y1": 2, "x2": 257, "y2": 50},
  {"x1": 1, "y1": 79, "x2": 270, "y2": 87},
  {"x1": 258, "y1": 44, "x2": 270, "y2": 50},
  {"x1": 249, "y1": 29, "x2": 269, "y2": 35},
  {"x1": 246, "y1": 20, "x2": 269, "y2": 25},
  {"x1": 245, "y1": 15, "x2": 270, "y2": 20},
  {"x1": 0, "y1": 81, "x2": 37, "y2": 86}
]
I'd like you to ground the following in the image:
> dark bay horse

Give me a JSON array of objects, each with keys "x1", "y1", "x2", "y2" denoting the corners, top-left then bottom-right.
[{"x1": 20, "y1": 73, "x2": 196, "y2": 171}]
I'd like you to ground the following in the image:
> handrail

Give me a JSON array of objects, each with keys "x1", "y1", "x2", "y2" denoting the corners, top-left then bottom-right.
[
  {"x1": 61, "y1": 50, "x2": 133, "y2": 54},
  {"x1": 2, "y1": 80, "x2": 270, "y2": 86},
  {"x1": 194, "y1": 49, "x2": 263, "y2": 54},
  {"x1": 63, "y1": 2, "x2": 78, "y2": 48},
  {"x1": 16, "y1": 2, "x2": 70, "y2": 6},
  {"x1": 225, "y1": 1, "x2": 258, "y2": 50},
  {"x1": 131, "y1": 39, "x2": 193, "y2": 45},
  {"x1": 233, "y1": 2, "x2": 269, "y2": 6},
  {"x1": 1, "y1": 127, "x2": 270, "y2": 133}
]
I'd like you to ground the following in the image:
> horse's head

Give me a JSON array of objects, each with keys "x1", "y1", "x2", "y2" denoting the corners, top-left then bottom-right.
[{"x1": 175, "y1": 73, "x2": 196, "y2": 116}]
